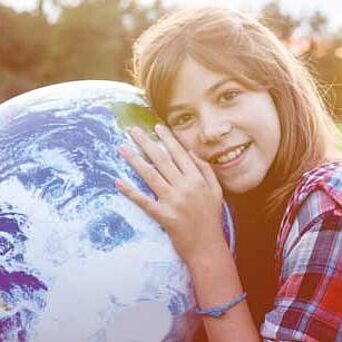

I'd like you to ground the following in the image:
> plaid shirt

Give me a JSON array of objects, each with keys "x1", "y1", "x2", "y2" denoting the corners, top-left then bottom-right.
[{"x1": 260, "y1": 162, "x2": 342, "y2": 341}]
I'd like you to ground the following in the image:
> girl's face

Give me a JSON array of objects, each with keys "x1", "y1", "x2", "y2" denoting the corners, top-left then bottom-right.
[{"x1": 164, "y1": 58, "x2": 281, "y2": 194}]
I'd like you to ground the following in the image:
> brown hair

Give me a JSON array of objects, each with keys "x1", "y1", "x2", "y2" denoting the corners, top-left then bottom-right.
[{"x1": 131, "y1": 6, "x2": 342, "y2": 215}]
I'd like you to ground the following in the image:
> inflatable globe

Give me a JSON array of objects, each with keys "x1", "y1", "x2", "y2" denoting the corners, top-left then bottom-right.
[{"x1": 0, "y1": 80, "x2": 234, "y2": 341}]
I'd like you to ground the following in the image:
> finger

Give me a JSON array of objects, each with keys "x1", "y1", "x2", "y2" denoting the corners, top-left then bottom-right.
[
  {"x1": 189, "y1": 150, "x2": 222, "y2": 195},
  {"x1": 115, "y1": 179, "x2": 160, "y2": 219},
  {"x1": 154, "y1": 124, "x2": 201, "y2": 176},
  {"x1": 118, "y1": 144, "x2": 170, "y2": 196},
  {"x1": 129, "y1": 127, "x2": 182, "y2": 184}
]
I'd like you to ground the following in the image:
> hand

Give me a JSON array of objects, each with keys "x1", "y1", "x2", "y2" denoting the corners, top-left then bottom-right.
[{"x1": 115, "y1": 124, "x2": 226, "y2": 263}]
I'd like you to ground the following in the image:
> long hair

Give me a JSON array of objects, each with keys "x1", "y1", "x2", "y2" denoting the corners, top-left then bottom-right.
[{"x1": 131, "y1": 6, "x2": 342, "y2": 216}]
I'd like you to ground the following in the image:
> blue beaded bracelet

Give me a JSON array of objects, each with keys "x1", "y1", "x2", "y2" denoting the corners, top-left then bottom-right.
[{"x1": 193, "y1": 292, "x2": 247, "y2": 318}]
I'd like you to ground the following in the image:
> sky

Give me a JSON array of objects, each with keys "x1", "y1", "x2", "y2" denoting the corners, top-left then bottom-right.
[{"x1": 0, "y1": 0, "x2": 341, "y2": 31}]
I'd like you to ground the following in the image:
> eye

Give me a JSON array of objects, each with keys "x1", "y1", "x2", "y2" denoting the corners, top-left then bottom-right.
[
  {"x1": 167, "y1": 113, "x2": 193, "y2": 128},
  {"x1": 217, "y1": 90, "x2": 240, "y2": 106}
]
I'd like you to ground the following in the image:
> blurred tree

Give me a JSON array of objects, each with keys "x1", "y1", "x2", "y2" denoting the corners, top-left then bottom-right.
[
  {"x1": 314, "y1": 39, "x2": 342, "y2": 119},
  {"x1": 39, "y1": 0, "x2": 167, "y2": 82},
  {"x1": 259, "y1": 1, "x2": 300, "y2": 42},
  {"x1": 0, "y1": 4, "x2": 51, "y2": 100},
  {"x1": 258, "y1": 2, "x2": 341, "y2": 119},
  {"x1": 301, "y1": 12, "x2": 342, "y2": 119},
  {"x1": 0, "y1": 0, "x2": 167, "y2": 102},
  {"x1": 309, "y1": 10, "x2": 328, "y2": 36}
]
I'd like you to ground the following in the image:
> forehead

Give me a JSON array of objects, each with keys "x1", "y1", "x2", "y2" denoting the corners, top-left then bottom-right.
[{"x1": 168, "y1": 58, "x2": 239, "y2": 107}]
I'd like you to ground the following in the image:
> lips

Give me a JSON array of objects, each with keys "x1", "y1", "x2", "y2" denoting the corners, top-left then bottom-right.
[{"x1": 208, "y1": 142, "x2": 252, "y2": 164}]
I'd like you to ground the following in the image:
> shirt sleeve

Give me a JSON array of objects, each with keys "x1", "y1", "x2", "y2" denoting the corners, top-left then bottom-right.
[{"x1": 260, "y1": 190, "x2": 342, "y2": 341}]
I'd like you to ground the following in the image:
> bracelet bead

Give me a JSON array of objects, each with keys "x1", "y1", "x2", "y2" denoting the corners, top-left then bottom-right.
[{"x1": 193, "y1": 291, "x2": 247, "y2": 318}]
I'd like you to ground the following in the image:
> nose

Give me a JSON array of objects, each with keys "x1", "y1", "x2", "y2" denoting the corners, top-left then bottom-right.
[{"x1": 198, "y1": 110, "x2": 233, "y2": 143}]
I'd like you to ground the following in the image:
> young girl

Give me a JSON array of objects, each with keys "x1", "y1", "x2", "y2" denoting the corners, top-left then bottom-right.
[{"x1": 115, "y1": 6, "x2": 342, "y2": 341}]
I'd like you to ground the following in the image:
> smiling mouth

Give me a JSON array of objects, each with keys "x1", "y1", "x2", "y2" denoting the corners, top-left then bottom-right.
[{"x1": 210, "y1": 142, "x2": 252, "y2": 165}]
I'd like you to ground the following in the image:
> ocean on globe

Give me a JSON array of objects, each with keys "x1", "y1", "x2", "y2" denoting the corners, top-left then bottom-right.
[{"x1": 0, "y1": 80, "x2": 235, "y2": 342}]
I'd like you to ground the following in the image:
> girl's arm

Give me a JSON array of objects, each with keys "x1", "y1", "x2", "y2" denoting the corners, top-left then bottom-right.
[
  {"x1": 115, "y1": 125, "x2": 259, "y2": 341},
  {"x1": 186, "y1": 241, "x2": 259, "y2": 341}
]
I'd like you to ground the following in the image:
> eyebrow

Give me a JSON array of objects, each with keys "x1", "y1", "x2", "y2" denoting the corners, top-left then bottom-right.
[{"x1": 165, "y1": 77, "x2": 233, "y2": 115}]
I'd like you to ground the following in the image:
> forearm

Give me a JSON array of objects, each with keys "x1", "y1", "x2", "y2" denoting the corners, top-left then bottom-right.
[{"x1": 187, "y1": 241, "x2": 260, "y2": 342}]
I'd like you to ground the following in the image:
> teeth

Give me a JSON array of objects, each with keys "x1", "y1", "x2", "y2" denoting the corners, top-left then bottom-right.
[{"x1": 215, "y1": 145, "x2": 246, "y2": 164}]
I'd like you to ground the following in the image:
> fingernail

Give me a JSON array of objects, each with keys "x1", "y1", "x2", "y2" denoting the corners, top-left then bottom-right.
[
  {"x1": 114, "y1": 178, "x2": 124, "y2": 189},
  {"x1": 130, "y1": 126, "x2": 144, "y2": 137},
  {"x1": 117, "y1": 145, "x2": 130, "y2": 157},
  {"x1": 155, "y1": 124, "x2": 167, "y2": 134}
]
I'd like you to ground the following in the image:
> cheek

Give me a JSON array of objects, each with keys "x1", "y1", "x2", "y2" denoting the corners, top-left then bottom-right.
[
  {"x1": 269, "y1": 114, "x2": 281, "y2": 152},
  {"x1": 172, "y1": 131, "x2": 197, "y2": 151},
  {"x1": 255, "y1": 104, "x2": 281, "y2": 147},
  {"x1": 262, "y1": 116, "x2": 281, "y2": 165}
]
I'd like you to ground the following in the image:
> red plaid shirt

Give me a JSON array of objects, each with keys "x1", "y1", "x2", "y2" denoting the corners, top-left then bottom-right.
[{"x1": 260, "y1": 162, "x2": 342, "y2": 341}]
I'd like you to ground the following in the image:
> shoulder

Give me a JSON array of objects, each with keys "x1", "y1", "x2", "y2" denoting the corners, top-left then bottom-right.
[
  {"x1": 277, "y1": 161, "x2": 342, "y2": 260},
  {"x1": 287, "y1": 161, "x2": 342, "y2": 212},
  {"x1": 296, "y1": 161, "x2": 342, "y2": 205}
]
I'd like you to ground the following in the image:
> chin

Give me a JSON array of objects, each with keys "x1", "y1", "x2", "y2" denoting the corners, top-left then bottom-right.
[{"x1": 222, "y1": 173, "x2": 265, "y2": 194}]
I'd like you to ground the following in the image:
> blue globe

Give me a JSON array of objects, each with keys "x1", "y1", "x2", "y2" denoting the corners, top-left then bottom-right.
[{"x1": 0, "y1": 80, "x2": 234, "y2": 341}]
